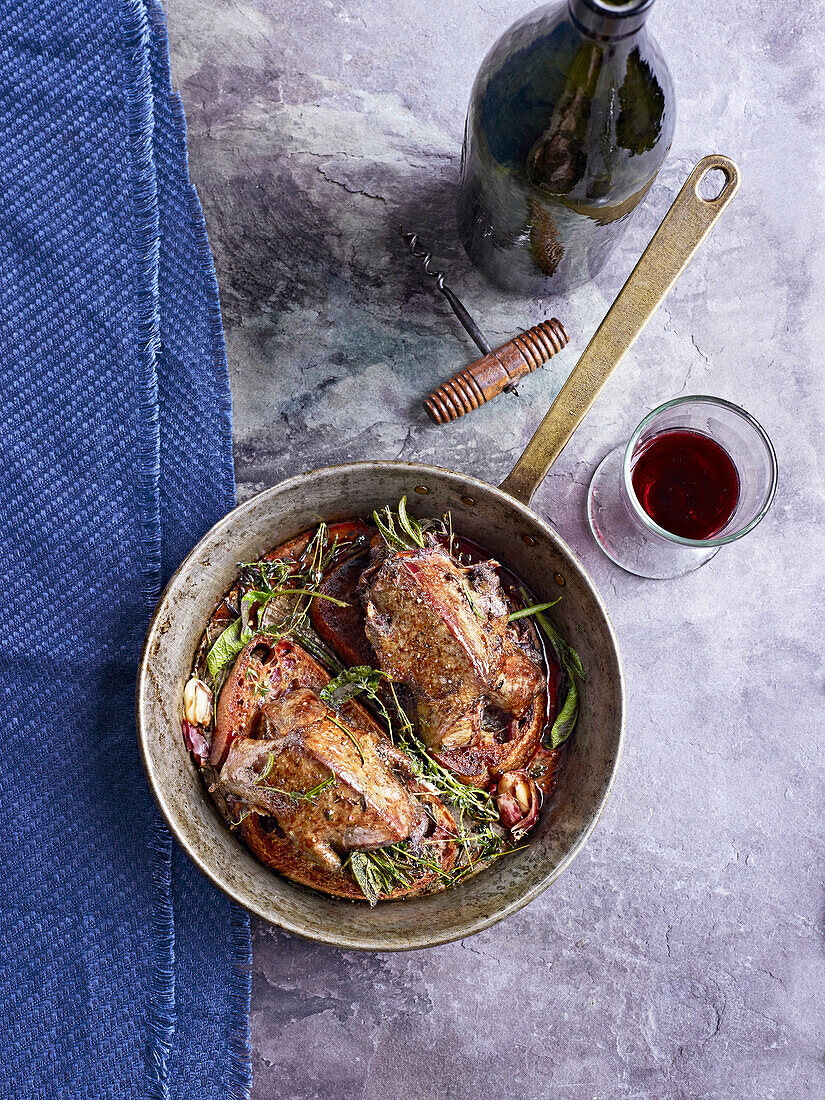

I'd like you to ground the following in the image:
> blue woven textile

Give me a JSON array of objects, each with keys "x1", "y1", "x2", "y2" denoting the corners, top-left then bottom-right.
[{"x1": 0, "y1": 2, "x2": 251, "y2": 1097}]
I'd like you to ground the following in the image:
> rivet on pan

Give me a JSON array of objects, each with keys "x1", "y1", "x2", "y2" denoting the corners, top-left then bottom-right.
[
  {"x1": 554, "y1": 572, "x2": 566, "y2": 586},
  {"x1": 461, "y1": 495, "x2": 476, "y2": 506},
  {"x1": 522, "y1": 534, "x2": 535, "y2": 547},
  {"x1": 414, "y1": 485, "x2": 429, "y2": 495}
]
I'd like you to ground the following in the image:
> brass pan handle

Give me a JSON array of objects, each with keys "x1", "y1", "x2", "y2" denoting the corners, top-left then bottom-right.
[{"x1": 499, "y1": 154, "x2": 741, "y2": 504}]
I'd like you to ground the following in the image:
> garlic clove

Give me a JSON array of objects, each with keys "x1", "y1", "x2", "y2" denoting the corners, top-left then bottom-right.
[
  {"x1": 183, "y1": 676, "x2": 213, "y2": 727},
  {"x1": 513, "y1": 779, "x2": 532, "y2": 813},
  {"x1": 497, "y1": 790, "x2": 523, "y2": 829},
  {"x1": 496, "y1": 770, "x2": 541, "y2": 837}
]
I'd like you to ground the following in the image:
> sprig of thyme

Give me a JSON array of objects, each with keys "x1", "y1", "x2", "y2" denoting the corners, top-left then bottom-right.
[
  {"x1": 348, "y1": 825, "x2": 523, "y2": 906},
  {"x1": 254, "y1": 752, "x2": 336, "y2": 803},
  {"x1": 325, "y1": 712, "x2": 366, "y2": 764},
  {"x1": 205, "y1": 526, "x2": 349, "y2": 678}
]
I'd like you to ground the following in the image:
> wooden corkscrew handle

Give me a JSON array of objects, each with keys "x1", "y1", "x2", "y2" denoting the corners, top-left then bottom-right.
[{"x1": 424, "y1": 318, "x2": 569, "y2": 425}]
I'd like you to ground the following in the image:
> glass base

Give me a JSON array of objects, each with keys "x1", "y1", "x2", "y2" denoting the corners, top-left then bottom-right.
[{"x1": 587, "y1": 445, "x2": 719, "y2": 579}]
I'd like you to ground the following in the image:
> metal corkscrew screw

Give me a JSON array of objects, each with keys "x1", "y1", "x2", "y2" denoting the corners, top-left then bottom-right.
[{"x1": 399, "y1": 227, "x2": 570, "y2": 425}]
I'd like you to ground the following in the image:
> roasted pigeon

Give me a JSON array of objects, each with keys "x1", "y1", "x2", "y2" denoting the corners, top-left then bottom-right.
[
  {"x1": 219, "y1": 688, "x2": 421, "y2": 873},
  {"x1": 211, "y1": 637, "x2": 457, "y2": 898},
  {"x1": 360, "y1": 539, "x2": 548, "y2": 786}
]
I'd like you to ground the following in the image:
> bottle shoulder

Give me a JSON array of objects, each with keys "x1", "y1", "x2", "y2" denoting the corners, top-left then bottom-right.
[{"x1": 467, "y1": 9, "x2": 675, "y2": 204}]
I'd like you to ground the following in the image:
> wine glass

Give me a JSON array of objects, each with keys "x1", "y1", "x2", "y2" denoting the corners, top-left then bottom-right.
[{"x1": 587, "y1": 396, "x2": 778, "y2": 579}]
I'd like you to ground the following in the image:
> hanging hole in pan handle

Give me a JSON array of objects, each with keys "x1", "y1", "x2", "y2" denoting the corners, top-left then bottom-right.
[{"x1": 694, "y1": 157, "x2": 738, "y2": 203}]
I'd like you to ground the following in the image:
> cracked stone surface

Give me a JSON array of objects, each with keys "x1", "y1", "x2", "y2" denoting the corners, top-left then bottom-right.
[{"x1": 165, "y1": 1, "x2": 824, "y2": 1096}]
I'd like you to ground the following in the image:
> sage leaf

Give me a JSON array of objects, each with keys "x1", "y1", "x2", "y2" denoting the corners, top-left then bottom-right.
[
  {"x1": 349, "y1": 851, "x2": 380, "y2": 907},
  {"x1": 548, "y1": 673, "x2": 579, "y2": 749},
  {"x1": 533, "y1": 609, "x2": 582, "y2": 675},
  {"x1": 533, "y1": 607, "x2": 585, "y2": 750},
  {"x1": 206, "y1": 619, "x2": 244, "y2": 678}
]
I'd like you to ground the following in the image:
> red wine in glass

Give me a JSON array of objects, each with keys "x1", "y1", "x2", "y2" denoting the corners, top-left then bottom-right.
[{"x1": 631, "y1": 429, "x2": 740, "y2": 539}]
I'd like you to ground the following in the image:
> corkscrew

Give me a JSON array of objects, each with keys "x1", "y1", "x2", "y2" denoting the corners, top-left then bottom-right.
[{"x1": 399, "y1": 227, "x2": 569, "y2": 425}]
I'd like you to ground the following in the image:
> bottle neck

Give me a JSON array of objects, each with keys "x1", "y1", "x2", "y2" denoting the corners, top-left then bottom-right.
[{"x1": 567, "y1": 0, "x2": 653, "y2": 40}]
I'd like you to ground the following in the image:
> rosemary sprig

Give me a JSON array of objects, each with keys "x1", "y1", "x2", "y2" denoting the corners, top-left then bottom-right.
[
  {"x1": 397, "y1": 496, "x2": 426, "y2": 548},
  {"x1": 237, "y1": 557, "x2": 291, "y2": 590},
  {"x1": 507, "y1": 598, "x2": 561, "y2": 622},
  {"x1": 295, "y1": 522, "x2": 340, "y2": 589},
  {"x1": 372, "y1": 496, "x2": 427, "y2": 551}
]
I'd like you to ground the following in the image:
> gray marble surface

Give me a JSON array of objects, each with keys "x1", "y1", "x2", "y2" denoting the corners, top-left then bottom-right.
[{"x1": 166, "y1": 1, "x2": 824, "y2": 1096}]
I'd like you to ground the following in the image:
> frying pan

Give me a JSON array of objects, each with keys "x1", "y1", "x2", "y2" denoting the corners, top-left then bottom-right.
[{"x1": 137, "y1": 157, "x2": 739, "y2": 949}]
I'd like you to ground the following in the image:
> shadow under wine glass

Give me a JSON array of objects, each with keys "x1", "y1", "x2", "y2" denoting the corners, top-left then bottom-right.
[{"x1": 587, "y1": 395, "x2": 778, "y2": 579}]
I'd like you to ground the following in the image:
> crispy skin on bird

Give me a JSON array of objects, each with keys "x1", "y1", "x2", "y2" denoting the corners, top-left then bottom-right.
[
  {"x1": 361, "y1": 541, "x2": 547, "y2": 785},
  {"x1": 212, "y1": 640, "x2": 456, "y2": 894},
  {"x1": 238, "y1": 783, "x2": 458, "y2": 901},
  {"x1": 218, "y1": 688, "x2": 421, "y2": 873}
]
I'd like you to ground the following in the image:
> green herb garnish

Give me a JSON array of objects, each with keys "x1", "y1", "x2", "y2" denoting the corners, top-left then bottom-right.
[
  {"x1": 320, "y1": 666, "x2": 499, "y2": 823},
  {"x1": 532, "y1": 606, "x2": 585, "y2": 749},
  {"x1": 387, "y1": 680, "x2": 499, "y2": 823},
  {"x1": 206, "y1": 619, "x2": 244, "y2": 678},
  {"x1": 373, "y1": 496, "x2": 427, "y2": 551},
  {"x1": 320, "y1": 665, "x2": 388, "y2": 713},
  {"x1": 253, "y1": 753, "x2": 336, "y2": 804},
  {"x1": 229, "y1": 806, "x2": 254, "y2": 827},
  {"x1": 349, "y1": 850, "x2": 403, "y2": 905},
  {"x1": 274, "y1": 775, "x2": 336, "y2": 803},
  {"x1": 458, "y1": 574, "x2": 483, "y2": 619},
  {"x1": 507, "y1": 598, "x2": 561, "y2": 622},
  {"x1": 205, "y1": 526, "x2": 349, "y2": 678},
  {"x1": 256, "y1": 751, "x2": 277, "y2": 786},
  {"x1": 347, "y1": 826, "x2": 524, "y2": 906},
  {"x1": 326, "y1": 712, "x2": 366, "y2": 764}
]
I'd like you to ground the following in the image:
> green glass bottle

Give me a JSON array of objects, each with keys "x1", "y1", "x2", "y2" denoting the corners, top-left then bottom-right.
[{"x1": 457, "y1": 0, "x2": 675, "y2": 294}]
